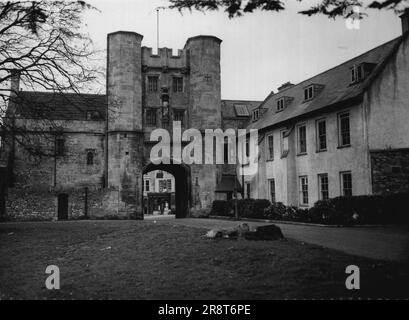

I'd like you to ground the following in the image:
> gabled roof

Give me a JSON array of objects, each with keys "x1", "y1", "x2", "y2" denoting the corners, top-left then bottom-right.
[
  {"x1": 248, "y1": 35, "x2": 405, "y2": 131},
  {"x1": 14, "y1": 91, "x2": 106, "y2": 121}
]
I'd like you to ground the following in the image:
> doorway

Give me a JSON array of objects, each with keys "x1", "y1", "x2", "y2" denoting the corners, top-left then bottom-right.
[{"x1": 142, "y1": 162, "x2": 191, "y2": 218}]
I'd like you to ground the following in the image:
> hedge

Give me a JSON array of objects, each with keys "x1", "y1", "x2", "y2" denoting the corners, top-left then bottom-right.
[
  {"x1": 210, "y1": 193, "x2": 409, "y2": 225},
  {"x1": 211, "y1": 199, "x2": 271, "y2": 219}
]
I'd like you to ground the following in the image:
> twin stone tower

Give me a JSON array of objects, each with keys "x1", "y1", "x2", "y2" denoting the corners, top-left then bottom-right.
[{"x1": 106, "y1": 31, "x2": 223, "y2": 218}]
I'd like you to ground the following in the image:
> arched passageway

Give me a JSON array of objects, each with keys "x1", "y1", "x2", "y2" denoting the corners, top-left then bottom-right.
[{"x1": 142, "y1": 161, "x2": 191, "y2": 218}]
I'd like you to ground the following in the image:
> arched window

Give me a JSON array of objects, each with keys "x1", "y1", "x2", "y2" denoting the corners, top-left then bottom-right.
[{"x1": 86, "y1": 151, "x2": 94, "y2": 166}]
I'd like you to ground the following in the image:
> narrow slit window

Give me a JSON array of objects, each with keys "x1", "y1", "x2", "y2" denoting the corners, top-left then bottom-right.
[
  {"x1": 86, "y1": 151, "x2": 94, "y2": 165},
  {"x1": 267, "y1": 134, "x2": 274, "y2": 160}
]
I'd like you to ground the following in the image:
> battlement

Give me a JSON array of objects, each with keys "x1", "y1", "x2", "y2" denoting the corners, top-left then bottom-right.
[
  {"x1": 142, "y1": 46, "x2": 187, "y2": 69},
  {"x1": 142, "y1": 46, "x2": 184, "y2": 58}
]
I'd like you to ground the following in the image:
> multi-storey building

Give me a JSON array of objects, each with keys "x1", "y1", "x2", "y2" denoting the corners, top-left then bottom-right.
[{"x1": 245, "y1": 11, "x2": 409, "y2": 207}]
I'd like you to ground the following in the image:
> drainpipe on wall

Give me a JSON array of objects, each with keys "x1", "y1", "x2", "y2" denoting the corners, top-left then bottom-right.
[
  {"x1": 104, "y1": 34, "x2": 110, "y2": 189},
  {"x1": 400, "y1": 9, "x2": 409, "y2": 35}
]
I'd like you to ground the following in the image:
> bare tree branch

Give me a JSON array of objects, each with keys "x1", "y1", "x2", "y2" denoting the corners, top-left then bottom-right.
[
  {"x1": 0, "y1": 1, "x2": 104, "y2": 161},
  {"x1": 168, "y1": 0, "x2": 409, "y2": 18}
]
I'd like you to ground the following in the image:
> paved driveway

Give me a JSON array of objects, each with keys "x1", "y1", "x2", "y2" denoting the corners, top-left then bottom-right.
[{"x1": 160, "y1": 218, "x2": 409, "y2": 262}]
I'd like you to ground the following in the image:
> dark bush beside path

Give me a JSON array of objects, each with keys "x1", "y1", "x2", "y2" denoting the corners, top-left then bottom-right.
[{"x1": 210, "y1": 193, "x2": 409, "y2": 226}]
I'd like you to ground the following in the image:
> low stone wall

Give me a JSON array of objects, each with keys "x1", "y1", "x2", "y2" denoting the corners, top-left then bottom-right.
[{"x1": 5, "y1": 187, "x2": 108, "y2": 221}]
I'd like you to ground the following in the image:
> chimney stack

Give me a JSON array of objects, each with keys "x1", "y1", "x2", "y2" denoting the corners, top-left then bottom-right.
[
  {"x1": 277, "y1": 81, "x2": 294, "y2": 92},
  {"x1": 400, "y1": 9, "x2": 409, "y2": 35},
  {"x1": 10, "y1": 69, "x2": 20, "y2": 96}
]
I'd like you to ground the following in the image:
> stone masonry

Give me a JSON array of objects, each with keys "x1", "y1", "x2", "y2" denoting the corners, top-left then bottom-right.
[{"x1": 1, "y1": 31, "x2": 260, "y2": 220}]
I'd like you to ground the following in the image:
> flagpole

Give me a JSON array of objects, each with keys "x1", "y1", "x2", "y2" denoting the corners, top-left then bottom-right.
[
  {"x1": 156, "y1": 7, "x2": 159, "y2": 52},
  {"x1": 156, "y1": 7, "x2": 166, "y2": 53}
]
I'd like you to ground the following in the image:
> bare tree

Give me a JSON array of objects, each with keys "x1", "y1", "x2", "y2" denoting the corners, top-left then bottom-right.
[
  {"x1": 0, "y1": 1, "x2": 103, "y2": 190},
  {"x1": 0, "y1": 1, "x2": 103, "y2": 160},
  {"x1": 168, "y1": 0, "x2": 408, "y2": 18}
]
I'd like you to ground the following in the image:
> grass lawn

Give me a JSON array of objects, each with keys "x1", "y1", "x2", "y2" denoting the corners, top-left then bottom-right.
[{"x1": 0, "y1": 220, "x2": 408, "y2": 299}]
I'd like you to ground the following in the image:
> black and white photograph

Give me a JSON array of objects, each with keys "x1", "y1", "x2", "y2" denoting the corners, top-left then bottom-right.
[{"x1": 0, "y1": 0, "x2": 409, "y2": 306}]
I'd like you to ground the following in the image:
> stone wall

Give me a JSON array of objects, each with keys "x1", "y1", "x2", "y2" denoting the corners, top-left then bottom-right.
[
  {"x1": 370, "y1": 149, "x2": 409, "y2": 194},
  {"x1": 11, "y1": 130, "x2": 105, "y2": 190},
  {"x1": 0, "y1": 167, "x2": 6, "y2": 218},
  {"x1": 5, "y1": 187, "x2": 108, "y2": 221}
]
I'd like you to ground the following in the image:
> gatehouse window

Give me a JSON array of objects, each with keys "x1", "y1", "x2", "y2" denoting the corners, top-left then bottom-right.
[
  {"x1": 172, "y1": 76, "x2": 183, "y2": 92},
  {"x1": 146, "y1": 108, "x2": 157, "y2": 126},
  {"x1": 173, "y1": 109, "x2": 185, "y2": 125},
  {"x1": 148, "y1": 76, "x2": 159, "y2": 92}
]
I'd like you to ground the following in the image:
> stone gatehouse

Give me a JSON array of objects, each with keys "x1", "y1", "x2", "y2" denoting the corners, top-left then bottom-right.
[{"x1": 0, "y1": 32, "x2": 260, "y2": 220}]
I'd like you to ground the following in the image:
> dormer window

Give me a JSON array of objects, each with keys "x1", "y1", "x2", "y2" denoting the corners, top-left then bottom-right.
[
  {"x1": 252, "y1": 109, "x2": 259, "y2": 121},
  {"x1": 277, "y1": 98, "x2": 285, "y2": 112},
  {"x1": 351, "y1": 64, "x2": 363, "y2": 83},
  {"x1": 350, "y1": 62, "x2": 376, "y2": 84},
  {"x1": 234, "y1": 104, "x2": 249, "y2": 117},
  {"x1": 303, "y1": 84, "x2": 324, "y2": 102},
  {"x1": 276, "y1": 96, "x2": 293, "y2": 112},
  {"x1": 304, "y1": 85, "x2": 314, "y2": 101}
]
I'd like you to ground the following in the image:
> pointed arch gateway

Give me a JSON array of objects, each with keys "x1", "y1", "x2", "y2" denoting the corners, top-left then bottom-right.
[{"x1": 142, "y1": 159, "x2": 191, "y2": 218}]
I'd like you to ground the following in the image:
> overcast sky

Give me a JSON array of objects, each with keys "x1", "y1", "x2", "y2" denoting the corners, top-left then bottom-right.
[{"x1": 85, "y1": 0, "x2": 403, "y2": 101}]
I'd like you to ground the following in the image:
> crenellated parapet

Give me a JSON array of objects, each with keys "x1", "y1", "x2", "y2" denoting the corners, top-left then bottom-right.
[{"x1": 142, "y1": 46, "x2": 188, "y2": 71}]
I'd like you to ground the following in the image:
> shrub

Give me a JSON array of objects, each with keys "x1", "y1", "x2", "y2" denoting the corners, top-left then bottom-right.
[
  {"x1": 211, "y1": 200, "x2": 233, "y2": 217},
  {"x1": 310, "y1": 193, "x2": 409, "y2": 225},
  {"x1": 210, "y1": 193, "x2": 409, "y2": 225},
  {"x1": 237, "y1": 199, "x2": 271, "y2": 219},
  {"x1": 210, "y1": 199, "x2": 270, "y2": 218}
]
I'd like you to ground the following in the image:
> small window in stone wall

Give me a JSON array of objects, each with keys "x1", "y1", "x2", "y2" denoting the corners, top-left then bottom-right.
[
  {"x1": 55, "y1": 136, "x2": 64, "y2": 156},
  {"x1": 146, "y1": 108, "x2": 157, "y2": 126},
  {"x1": 148, "y1": 76, "x2": 159, "y2": 92},
  {"x1": 391, "y1": 166, "x2": 402, "y2": 174},
  {"x1": 172, "y1": 76, "x2": 183, "y2": 92},
  {"x1": 173, "y1": 109, "x2": 185, "y2": 125},
  {"x1": 86, "y1": 150, "x2": 94, "y2": 166}
]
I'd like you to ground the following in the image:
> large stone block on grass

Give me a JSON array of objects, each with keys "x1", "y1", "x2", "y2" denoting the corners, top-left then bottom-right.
[{"x1": 244, "y1": 224, "x2": 284, "y2": 241}]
